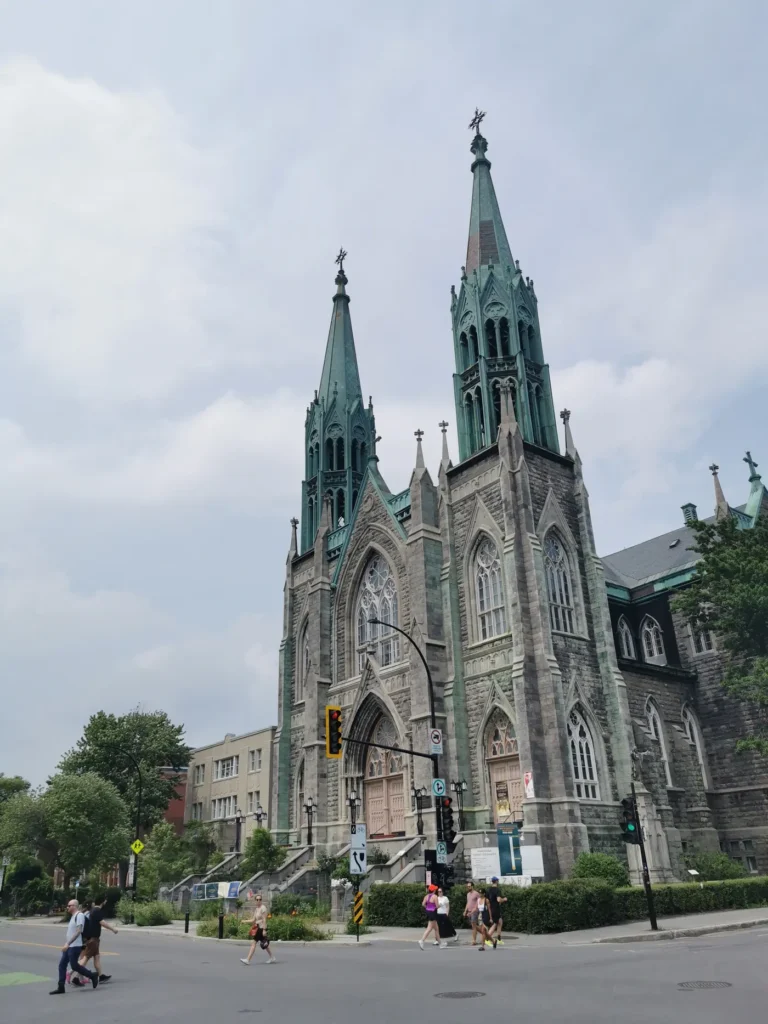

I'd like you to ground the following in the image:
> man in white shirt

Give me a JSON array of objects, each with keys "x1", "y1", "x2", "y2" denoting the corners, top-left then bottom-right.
[{"x1": 50, "y1": 899, "x2": 98, "y2": 995}]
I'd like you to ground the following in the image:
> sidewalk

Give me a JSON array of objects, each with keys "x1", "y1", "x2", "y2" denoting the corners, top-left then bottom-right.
[{"x1": 5, "y1": 906, "x2": 768, "y2": 946}]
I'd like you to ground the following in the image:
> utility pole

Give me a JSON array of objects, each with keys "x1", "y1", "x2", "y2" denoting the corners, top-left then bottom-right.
[{"x1": 631, "y1": 780, "x2": 658, "y2": 931}]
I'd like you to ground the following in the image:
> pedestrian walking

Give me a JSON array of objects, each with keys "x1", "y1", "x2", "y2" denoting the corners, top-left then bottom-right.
[
  {"x1": 475, "y1": 889, "x2": 491, "y2": 951},
  {"x1": 240, "y1": 893, "x2": 276, "y2": 965},
  {"x1": 49, "y1": 899, "x2": 99, "y2": 995},
  {"x1": 436, "y1": 888, "x2": 456, "y2": 948},
  {"x1": 464, "y1": 881, "x2": 480, "y2": 946},
  {"x1": 486, "y1": 876, "x2": 506, "y2": 947},
  {"x1": 418, "y1": 884, "x2": 440, "y2": 949},
  {"x1": 77, "y1": 894, "x2": 118, "y2": 984}
]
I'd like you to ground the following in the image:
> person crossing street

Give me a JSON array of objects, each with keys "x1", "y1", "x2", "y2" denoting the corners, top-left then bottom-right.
[
  {"x1": 240, "y1": 893, "x2": 276, "y2": 965},
  {"x1": 49, "y1": 899, "x2": 99, "y2": 995}
]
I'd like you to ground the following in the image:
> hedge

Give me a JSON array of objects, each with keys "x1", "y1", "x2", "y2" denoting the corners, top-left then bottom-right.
[
  {"x1": 366, "y1": 877, "x2": 768, "y2": 934},
  {"x1": 196, "y1": 914, "x2": 329, "y2": 941}
]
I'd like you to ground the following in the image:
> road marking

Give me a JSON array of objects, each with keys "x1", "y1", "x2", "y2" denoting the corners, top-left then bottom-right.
[
  {"x1": 0, "y1": 972, "x2": 50, "y2": 986},
  {"x1": 0, "y1": 938, "x2": 118, "y2": 955}
]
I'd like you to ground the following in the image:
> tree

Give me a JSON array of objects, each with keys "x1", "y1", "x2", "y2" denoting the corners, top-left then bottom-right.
[
  {"x1": 136, "y1": 821, "x2": 192, "y2": 899},
  {"x1": 240, "y1": 829, "x2": 286, "y2": 879},
  {"x1": 58, "y1": 708, "x2": 191, "y2": 832},
  {"x1": 0, "y1": 774, "x2": 30, "y2": 805},
  {"x1": 0, "y1": 774, "x2": 130, "y2": 881},
  {"x1": 182, "y1": 820, "x2": 218, "y2": 873},
  {"x1": 674, "y1": 515, "x2": 768, "y2": 751}
]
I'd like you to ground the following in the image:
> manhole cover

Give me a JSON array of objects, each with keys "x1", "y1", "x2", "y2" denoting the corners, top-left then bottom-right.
[
  {"x1": 238, "y1": 1010, "x2": 261, "y2": 1014},
  {"x1": 678, "y1": 981, "x2": 732, "y2": 991},
  {"x1": 435, "y1": 992, "x2": 486, "y2": 999}
]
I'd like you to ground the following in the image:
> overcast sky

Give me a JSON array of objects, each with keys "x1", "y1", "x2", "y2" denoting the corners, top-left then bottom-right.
[{"x1": 1, "y1": 1, "x2": 766, "y2": 786}]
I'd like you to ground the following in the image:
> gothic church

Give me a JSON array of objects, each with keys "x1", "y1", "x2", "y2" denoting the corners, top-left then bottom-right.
[{"x1": 272, "y1": 122, "x2": 768, "y2": 882}]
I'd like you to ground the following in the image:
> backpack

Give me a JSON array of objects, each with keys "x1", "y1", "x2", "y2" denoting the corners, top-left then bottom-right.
[{"x1": 81, "y1": 912, "x2": 94, "y2": 941}]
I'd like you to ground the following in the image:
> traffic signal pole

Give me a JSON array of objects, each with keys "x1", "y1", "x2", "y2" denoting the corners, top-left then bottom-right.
[{"x1": 631, "y1": 781, "x2": 658, "y2": 932}]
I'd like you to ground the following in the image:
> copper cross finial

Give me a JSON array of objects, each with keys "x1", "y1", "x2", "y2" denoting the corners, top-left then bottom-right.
[
  {"x1": 709, "y1": 463, "x2": 719, "y2": 475},
  {"x1": 560, "y1": 409, "x2": 571, "y2": 423},
  {"x1": 439, "y1": 420, "x2": 449, "y2": 433},
  {"x1": 469, "y1": 108, "x2": 486, "y2": 134},
  {"x1": 414, "y1": 429, "x2": 424, "y2": 443},
  {"x1": 744, "y1": 451, "x2": 759, "y2": 475},
  {"x1": 290, "y1": 517, "x2": 299, "y2": 528},
  {"x1": 335, "y1": 247, "x2": 347, "y2": 273}
]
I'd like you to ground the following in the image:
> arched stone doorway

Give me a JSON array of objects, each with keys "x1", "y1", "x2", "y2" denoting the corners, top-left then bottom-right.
[
  {"x1": 364, "y1": 717, "x2": 405, "y2": 838},
  {"x1": 484, "y1": 709, "x2": 522, "y2": 824}
]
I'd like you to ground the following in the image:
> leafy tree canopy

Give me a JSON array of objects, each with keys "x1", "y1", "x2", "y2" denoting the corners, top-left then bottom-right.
[
  {"x1": 182, "y1": 820, "x2": 218, "y2": 873},
  {"x1": 240, "y1": 828, "x2": 286, "y2": 878},
  {"x1": 58, "y1": 708, "x2": 191, "y2": 831},
  {"x1": 0, "y1": 774, "x2": 31, "y2": 805},
  {"x1": 674, "y1": 514, "x2": 768, "y2": 751}
]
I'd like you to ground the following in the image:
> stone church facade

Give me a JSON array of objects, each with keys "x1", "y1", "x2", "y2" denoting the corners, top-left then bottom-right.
[{"x1": 271, "y1": 124, "x2": 768, "y2": 882}]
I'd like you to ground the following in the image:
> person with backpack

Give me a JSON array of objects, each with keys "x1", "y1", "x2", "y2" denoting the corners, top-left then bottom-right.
[
  {"x1": 49, "y1": 900, "x2": 98, "y2": 995},
  {"x1": 76, "y1": 895, "x2": 119, "y2": 984}
]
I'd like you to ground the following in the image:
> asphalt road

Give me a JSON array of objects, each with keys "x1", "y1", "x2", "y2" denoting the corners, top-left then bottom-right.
[{"x1": 1, "y1": 920, "x2": 766, "y2": 1023}]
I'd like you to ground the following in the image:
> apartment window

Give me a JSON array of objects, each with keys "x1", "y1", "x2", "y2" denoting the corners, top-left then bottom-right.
[
  {"x1": 193, "y1": 764, "x2": 205, "y2": 786},
  {"x1": 214, "y1": 756, "x2": 239, "y2": 780},
  {"x1": 249, "y1": 749, "x2": 262, "y2": 773},
  {"x1": 247, "y1": 791, "x2": 261, "y2": 813},
  {"x1": 743, "y1": 840, "x2": 754, "y2": 852},
  {"x1": 730, "y1": 841, "x2": 741, "y2": 856},
  {"x1": 211, "y1": 795, "x2": 236, "y2": 819},
  {"x1": 190, "y1": 802, "x2": 203, "y2": 821},
  {"x1": 746, "y1": 857, "x2": 758, "y2": 874}
]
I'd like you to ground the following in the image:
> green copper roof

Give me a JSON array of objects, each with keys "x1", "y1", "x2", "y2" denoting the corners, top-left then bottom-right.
[
  {"x1": 318, "y1": 268, "x2": 363, "y2": 413},
  {"x1": 465, "y1": 132, "x2": 514, "y2": 277}
]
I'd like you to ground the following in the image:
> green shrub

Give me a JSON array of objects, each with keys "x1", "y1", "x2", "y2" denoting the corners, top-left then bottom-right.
[
  {"x1": 685, "y1": 852, "x2": 748, "y2": 881},
  {"x1": 196, "y1": 914, "x2": 329, "y2": 941},
  {"x1": 571, "y1": 852, "x2": 629, "y2": 888},
  {"x1": 191, "y1": 898, "x2": 225, "y2": 920},
  {"x1": 524, "y1": 879, "x2": 616, "y2": 933},
  {"x1": 116, "y1": 896, "x2": 136, "y2": 923},
  {"x1": 269, "y1": 894, "x2": 317, "y2": 916},
  {"x1": 366, "y1": 883, "x2": 425, "y2": 927},
  {"x1": 134, "y1": 901, "x2": 173, "y2": 927},
  {"x1": 368, "y1": 846, "x2": 389, "y2": 866}
]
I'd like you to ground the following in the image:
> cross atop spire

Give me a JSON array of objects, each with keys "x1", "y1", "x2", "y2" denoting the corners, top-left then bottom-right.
[
  {"x1": 414, "y1": 428, "x2": 425, "y2": 470},
  {"x1": 468, "y1": 107, "x2": 486, "y2": 135},
  {"x1": 744, "y1": 451, "x2": 761, "y2": 481},
  {"x1": 335, "y1": 247, "x2": 347, "y2": 274}
]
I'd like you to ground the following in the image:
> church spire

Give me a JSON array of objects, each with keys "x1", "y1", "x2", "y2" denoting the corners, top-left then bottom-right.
[
  {"x1": 451, "y1": 112, "x2": 559, "y2": 462},
  {"x1": 300, "y1": 252, "x2": 376, "y2": 553},
  {"x1": 710, "y1": 463, "x2": 730, "y2": 521},
  {"x1": 744, "y1": 450, "x2": 766, "y2": 522}
]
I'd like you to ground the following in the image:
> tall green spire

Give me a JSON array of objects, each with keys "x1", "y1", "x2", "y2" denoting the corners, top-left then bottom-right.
[
  {"x1": 301, "y1": 253, "x2": 376, "y2": 553},
  {"x1": 450, "y1": 113, "x2": 559, "y2": 461}
]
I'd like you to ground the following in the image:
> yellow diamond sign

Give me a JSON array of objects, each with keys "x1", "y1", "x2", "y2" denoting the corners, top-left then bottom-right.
[{"x1": 131, "y1": 839, "x2": 145, "y2": 856}]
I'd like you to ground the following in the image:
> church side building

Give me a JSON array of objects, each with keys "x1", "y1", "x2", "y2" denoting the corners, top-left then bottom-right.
[{"x1": 271, "y1": 122, "x2": 768, "y2": 882}]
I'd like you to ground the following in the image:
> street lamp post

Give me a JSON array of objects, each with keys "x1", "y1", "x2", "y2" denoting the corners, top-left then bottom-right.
[
  {"x1": 411, "y1": 785, "x2": 428, "y2": 835},
  {"x1": 451, "y1": 779, "x2": 468, "y2": 832},
  {"x1": 304, "y1": 796, "x2": 314, "y2": 847},
  {"x1": 347, "y1": 790, "x2": 359, "y2": 830},
  {"x1": 118, "y1": 750, "x2": 143, "y2": 919},
  {"x1": 253, "y1": 805, "x2": 267, "y2": 829},
  {"x1": 234, "y1": 808, "x2": 244, "y2": 853}
]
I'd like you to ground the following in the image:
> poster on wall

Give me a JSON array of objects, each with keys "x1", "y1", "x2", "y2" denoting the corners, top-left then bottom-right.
[
  {"x1": 470, "y1": 847, "x2": 501, "y2": 881},
  {"x1": 524, "y1": 771, "x2": 535, "y2": 799},
  {"x1": 495, "y1": 781, "x2": 511, "y2": 818}
]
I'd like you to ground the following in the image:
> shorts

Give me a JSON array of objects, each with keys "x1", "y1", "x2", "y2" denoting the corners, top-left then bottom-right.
[
  {"x1": 481, "y1": 911, "x2": 491, "y2": 927},
  {"x1": 82, "y1": 938, "x2": 100, "y2": 958},
  {"x1": 490, "y1": 911, "x2": 501, "y2": 925},
  {"x1": 426, "y1": 910, "x2": 438, "y2": 922},
  {"x1": 250, "y1": 927, "x2": 269, "y2": 949},
  {"x1": 470, "y1": 911, "x2": 479, "y2": 924}
]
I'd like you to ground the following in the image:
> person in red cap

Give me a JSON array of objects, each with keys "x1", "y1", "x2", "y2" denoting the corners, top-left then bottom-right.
[{"x1": 418, "y1": 884, "x2": 441, "y2": 949}]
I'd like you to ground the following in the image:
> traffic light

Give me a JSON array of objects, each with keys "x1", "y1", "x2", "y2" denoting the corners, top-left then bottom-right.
[
  {"x1": 326, "y1": 706, "x2": 342, "y2": 759},
  {"x1": 441, "y1": 797, "x2": 456, "y2": 851},
  {"x1": 620, "y1": 796, "x2": 640, "y2": 845}
]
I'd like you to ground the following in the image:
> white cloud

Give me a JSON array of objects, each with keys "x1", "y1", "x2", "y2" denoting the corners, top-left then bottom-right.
[{"x1": 0, "y1": 58, "x2": 230, "y2": 401}]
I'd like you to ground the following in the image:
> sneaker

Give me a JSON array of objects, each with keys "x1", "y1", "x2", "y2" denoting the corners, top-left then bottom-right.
[
  {"x1": 91, "y1": 975, "x2": 99, "y2": 990},
  {"x1": 49, "y1": 985, "x2": 66, "y2": 995},
  {"x1": 497, "y1": 940, "x2": 505, "y2": 946},
  {"x1": 485, "y1": 939, "x2": 493, "y2": 946},
  {"x1": 418, "y1": 940, "x2": 424, "y2": 950},
  {"x1": 439, "y1": 941, "x2": 447, "y2": 949},
  {"x1": 65, "y1": 970, "x2": 72, "y2": 985},
  {"x1": 432, "y1": 940, "x2": 439, "y2": 946},
  {"x1": 240, "y1": 959, "x2": 251, "y2": 965},
  {"x1": 71, "y1": 977, "x2": 82, "y2": 987},
  {"x1": 99, "y1": 975, "x2": 111, "y2": 982},
  {"x1": 478, "y1": 944, "x2": 484, "y2": 951},
  {"x1": 492, "y1": 939, "x2": 497, "y2": 950},
  {"x1": 266, "y1": 957, "x2": 276, "y2": 964}
]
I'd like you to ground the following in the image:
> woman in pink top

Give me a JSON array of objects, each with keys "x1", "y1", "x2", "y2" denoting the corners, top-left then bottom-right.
[{"x1": 418, "y1": 884, "x2": 441, "y2": 949}]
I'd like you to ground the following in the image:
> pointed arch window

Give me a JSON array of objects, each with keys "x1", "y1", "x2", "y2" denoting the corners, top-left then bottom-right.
[
  {"x1": 296, "y1": 625, "x2": 309, "y2": 704},
  {"x1": 486, "y1": 709, "x2": 517, "y2": 758},
  {"x1": 499, "y1": 317, "x2": 510, "y2": 357},
  {"x1": 617, "y1": 616, "x2": 636, "y2": 660},
  {"x1": 475, "y1": 537, "x2": 507, "y2": 640},
  {"x1": 641, "y1": 616, "x2": 666, "y2": 665},
  {"x1": 355, "y1": 554, "x2": 400, "y2": 671},
  {"x1": 459, "y1": 332, "x2": 470, "y2": 371},
  {"x1": 485, "y1": 319, "x2": 498, "y2": 358},
  {"x1": 647, "y1": 700, "x2": 672, "y2": 786},
  {"x1": 468, "y1": 325, "x2": 479, "y2": 364},
  {"x1": 567, "y1": 707, "x2": 600, "y2": 800},
  {"x1": 682, "y1": 706, "x2": 709, "y2": 789},
  {"x1": 544, "y1": 532, "x2": 576, "y2": 634},
  {"x1": 691, "y1": 626, "x2": 715, "y2": 655}
]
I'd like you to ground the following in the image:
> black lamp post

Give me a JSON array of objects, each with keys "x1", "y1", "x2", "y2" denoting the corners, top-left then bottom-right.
[
  {"x1": 234, "y1": 807, "x2": 244, "y2": 853},
  {"x1": 118, "y1": 749, "x2": 143, "y2": 920},
  {"x1": 347, "y1": 789, "x2": 359, "y2": 829},
  {"x1": 304, "y1": 796, "x2": 314, "y2": 847},
  {"x1": 411, "y1": 785, "x2": 428, "y2": 835},
  {"x1": 253, "y1": 804, "x2": 267, "y2": 829},
  {"x1": 451, "y1": 779, "x2": 468, "y2": 832}
]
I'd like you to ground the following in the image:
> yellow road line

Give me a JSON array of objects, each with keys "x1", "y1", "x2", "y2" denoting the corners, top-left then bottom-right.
[{"x1": 0, "y1": 938, "x2": 118, "y2": 955}]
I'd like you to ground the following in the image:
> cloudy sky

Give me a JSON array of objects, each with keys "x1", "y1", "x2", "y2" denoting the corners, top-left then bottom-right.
[{"x1": 1, "y1": 1, "x2": 766, "y2": 786}]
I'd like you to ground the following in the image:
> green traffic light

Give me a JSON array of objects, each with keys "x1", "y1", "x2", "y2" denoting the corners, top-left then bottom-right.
[{"x1": 627, "y1": 823, "x2": 636, "y2": 831}]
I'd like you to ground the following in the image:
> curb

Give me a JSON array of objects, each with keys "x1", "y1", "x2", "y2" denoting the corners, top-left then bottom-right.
[{"x1": 593, "y1": 917, "x2": 768, "y2": 943}]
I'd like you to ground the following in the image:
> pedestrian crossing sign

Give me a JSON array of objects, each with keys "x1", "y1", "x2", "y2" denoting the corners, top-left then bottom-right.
[{"x1": 131, "y1": 839, "x2": 145, "y2": 855}]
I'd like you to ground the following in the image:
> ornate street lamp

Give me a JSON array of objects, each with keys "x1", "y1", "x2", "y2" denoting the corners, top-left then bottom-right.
[
  {"x1": 451, "y1": 780, "x2": 468, "y2": 832},
  {"x1": 304, "y1": 796, "x2": 315, "y2": 847},
  {"x1": 347, "y1": 789, "x2": 359, "y2": 829}
]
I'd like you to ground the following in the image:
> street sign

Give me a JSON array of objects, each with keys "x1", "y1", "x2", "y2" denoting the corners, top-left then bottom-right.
[
  {"x1": 432, "y1": 778, "x2": 446, "y2": 797},
  {"x1": 131, "y1": 838, "x2": 145, "y2": 855},
  {"x1": 436, "y1": 841, "x2": 447, "y2": 864},
  {"x1": 350, "y1": 848, "x2": 367, "y2": 875},
  {"x1": 430, "y1": 728, "x2": 443, "y2": 755},
  {"x1": 350, "y1": 823, "x2": 367, "y2": 850},
  {"x1": 353, "y1": 891, "x2": 364, "y2": 924},
  {"x1": 1, "y1": 855, "x2": 10, "y2": 867}
]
